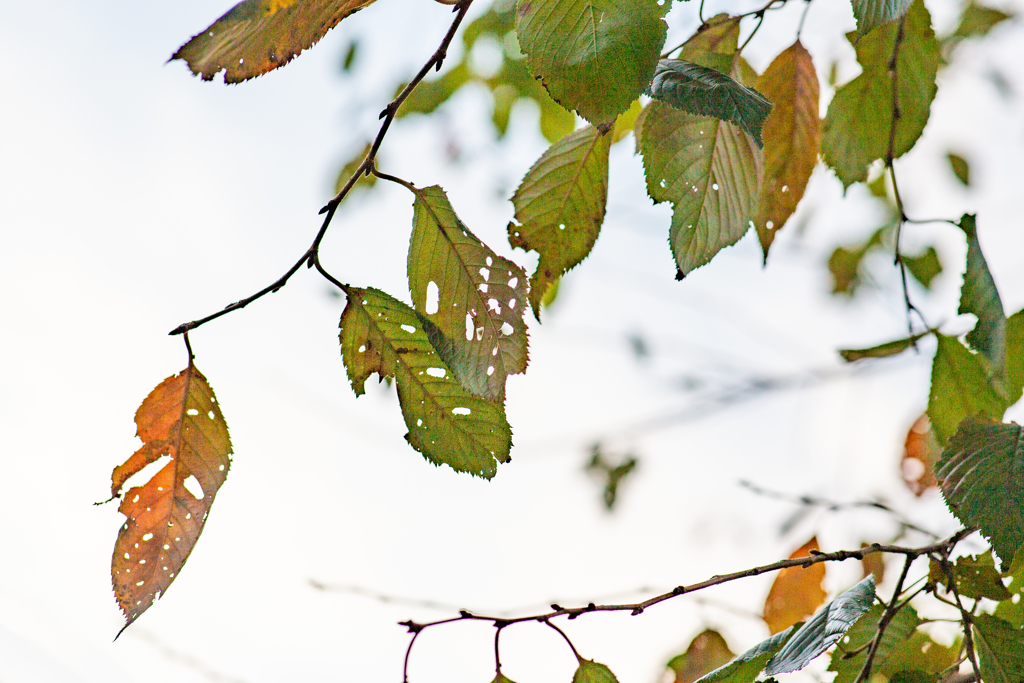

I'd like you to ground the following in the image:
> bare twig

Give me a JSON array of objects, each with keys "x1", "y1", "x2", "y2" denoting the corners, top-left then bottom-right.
[{"x1": 852, "y1": 554, "x2": 914, "y2": 683}]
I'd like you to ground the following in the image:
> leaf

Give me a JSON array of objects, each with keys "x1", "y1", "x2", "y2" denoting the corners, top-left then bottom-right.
[
  {"x1": 1007, "y1": 310, "x2": 1024, "y2": 405},
  {"x1": 959, "y1": 214, "x2": 1006, "y2": 370},
  {"x1": 902, "y1": 414, "x2": 940, "y2": 496},
  {"x1": 764, "y1": 575, "x2": 876, "y2": 675},
  {"x1": 936, "y1": 417, "x2": 1024, "y2": 568},
  {"x1": 904, "y1": 246, "x2": 942, "y2": 289},
  {"x1": 947, "y1": 153, "x2": 971, "y2": 186},
  {"x1": 677, "y1": 15, "x2": 742, "y2": 74},
  {"x1": 839, "y1": 332, "x2": 930, "y2": 362},
  {"x1": 611, "y1": 100, "x2": 643, "y2": 143},
  {"x1": 515, "y1": 0, "x2": 668, "y2": 125},
  {"x1": 861, "y1": 547, "x2": 886, "y2": 584},
  {"x1": 647, "y1": 60, "x2": 773, "y2": 145},
  {"x1": 409, "y1": 186, "x2": 529, "y2": 401},
  {"x1": 763, "y1": 537, "x2": 828, "y2": 634},
  {"x1": 881, "y1": 631, "x2": 960, "y2": 675},
  {"x1": 171, "y1": 0, "x2": 377, "y2": 82},
  {"x1": 339, "y1": 286, "x2": 512, "y2": 479},
  {"x1": 639, "y1": 103, "x2": 763, "y2": 277},
  {"x1": 694, "y1": 625, "x2": 797, "y2": 683},
  {"x1": 821, "y1": 0, "x2": 940, "y2": 187},
  {"x1": 585, "y1": 445, "x2": 638, "y2": 511},
  {"x1": 929, "y1": 552, "x2": 1011, "y2": 601},
  {"x1": 827, "y1": 603, "x2": 920, "y2": 683},
  {"x1": 508, "y1": 126, "x2": 612, "y2": 318},
  {"x1": 852, "y1": 0, "x2": 913, "y2": 36},
  {"x1": 753, "y1": 40, "x2": 820, "y2": 260},
  {"x1": 994, "y1": 549, "x2": 1024, "y2": 627},
  {"x1": 110, "y1": 365, "x2": 232, "y2": 633},
  {"x1": 974, "y1": 614, "x2": 1024, "y2": 683},
  {"x1": 927, "y1": 334, "x2": 1007, "y2": 445},
  {"x1": 950, "y1": 1, "x2": 1015, "y2": 41},
  {"x1": 492, "y1": 673, "x2": 517, "y2": 683},
  {"x1": 334, "y1": 142, "x2": 376, "y2": 197},
  {"x1": 573, "y1": 659, "x2": 619, "y2": 683},
  {"x1": 667, "y1": 630, "x2": 737, "y2": 683}
]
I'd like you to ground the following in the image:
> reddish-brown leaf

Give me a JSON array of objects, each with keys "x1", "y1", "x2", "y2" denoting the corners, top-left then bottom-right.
[
  {"x1": 753, "y1": 41, "x2": 820, "y2": 261},
  {"x1": 763, "y1": 536, "x2": 827, "y2": 634},
  {"x1": 110, "y1": 365, "x2": 232, "y2": 634},
  {"x1": 902, "y1": 414, "x2": 939, "y2": 496}
]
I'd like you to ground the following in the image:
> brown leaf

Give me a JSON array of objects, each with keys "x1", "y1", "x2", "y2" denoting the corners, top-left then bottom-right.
[
  {"x1": 860, "y1": 545, "x2": 885, "y2": 584},
  {"x1": 667, "y1": 629, "x2": 736, "y2": 683},
  {"x1": 902, "y1": 414, "x2": 939, "y2": 496},
  {"x1": 754, "y1": 41, "x2": 820, "y2": 261},
  {"x1": 763, "y1": 536, "x2": 827, "y2": 634},
  {"x1": 111, "y1": 365, "x2": 232, "y2": 634}
]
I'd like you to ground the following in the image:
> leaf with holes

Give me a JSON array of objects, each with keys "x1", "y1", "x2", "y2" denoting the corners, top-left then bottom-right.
[
  {"x1": 110, "y1": 365, "x2": 232, "y2": 634},
  {"x1": 974, "y1": 614, "x2": 1024, "y2": 683},
  {"x1": 408, "y1": 186, "x2": 528, "y2": 401},
  {"x1": 827, "y1": 603, "x2": 919, "y2": 683},
  {"x1": 339, "y1": 286, "x2": 511, "y2": 479},
  {"x1": 694, "y1": 625, "x2": 797, "y2": 683},
  {"x1": 753, "y1": 41, "x2": 820, "y2": 260},
  {"x1": 936, "y1": 417, "x2": 1024, "y2": 568},
  {"x1": 763, "y1": 537, "x2": 828, "y2": 635},
  {"x1": 573, "y1": 659, "x2": 620, "y2": 683},
  {"x1": 667, "y1": 630, "x2": 737, "y2": 683},
  {"x1": 959, "y1": 214, "x2": 1006, "y2": 370},
  {"x1": 852, "y1": 0, "x2": 913, "y2": 36},
  {"x1": 929, "y1": 552, "x2": 1011, "y2": 601},
  {"x1": 172, "y1": 0, "x2": 378, "y2": 83},
  {"x1": 515, "y1": 0, "x2": 667, "y2": 125},
  {"x1": 839, "y1": 331, "x2": 931, "y2": 362},
  {"x1": 508, "y1": 126, "x2": 611, "y2": 318},
  {"x1": 821, "y1": 0, "x2": 939, "y2": 187},
  {"x1": 927, "y1": 335, "x2": 1007, "y2": 444}
]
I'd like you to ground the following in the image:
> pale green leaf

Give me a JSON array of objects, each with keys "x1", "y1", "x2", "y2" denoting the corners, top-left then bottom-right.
[
  {"x1": 573, "y1": 659, "x2": 619, "y2": 683},
  {"x1": 339, "y1": 286, "x2": 512, "y2": 479},
  {"x1": 947, "y1": 153, "x2": 971, "y2": 185},
  {"x1": 959, "y1": 214, "x2": 1006, "y2": 370},
  {"x1": 1006, "y1": 310, "x2": 1024, "y2": 404},
  {"x1": 695, "y1": 625, "x2": 796, "y2": 683},
  {"x1": 904, "y1": 246, "x2": 942, "y2": 289},
  {"x1": 515, "y1": 0, "x2": 668, "y2": 125},
  {"x1": 827, "y1": 604, "x2": 920, "y2": 683},
  {"x1": 951, "y1": 1, "x2": 1015, "y2": 41},
  {"x1": 927, "y1": 334, "x2": 1007, "y2": 444},
  {"x1": 409, "y1": 186, "x2": 529, "y2": 401},
  {"x1": 974, "y1": 614, "x2": 1024, "y2": 683},
  {"x1": 839, "y1": 332, "x2": 930, "y2": 362},
  {"x1": 509, "y1": 126, "x2": 611, "y2": 318},
  {"x1": 334, "y1": 142, "x2": 376, "y2": 197},
  {"x1": 852, "y1": 0, "x2": 913, "y2": 36},
  {"x1": 667, "y1": 630, "x2": 736, "y2": 683}
]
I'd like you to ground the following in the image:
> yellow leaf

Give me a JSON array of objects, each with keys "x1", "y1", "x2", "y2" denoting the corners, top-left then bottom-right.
[{"x1": 763, "y1": 537, "x2": 827, "y2": 634}]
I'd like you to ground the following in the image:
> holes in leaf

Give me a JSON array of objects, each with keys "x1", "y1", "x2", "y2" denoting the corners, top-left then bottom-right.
[
  {"x1": 417, "y1": 418, "x2": 423, "y2": 426},
  {"x1": 508, "y1": 277, "x2": 518, "y2": 288},
  {"x1": 485, "y1": 256, "x2": 493, "y2": 266},
  {"x1": 186, "y1": 408, "x2": 199, "y2": 416},
  {"x1": 782, "y1": 185, "x2": 789, "y2": 192},
  {"x1": 488, "y1": 298, "x2": 501, "y2": 314},
  {"x1": 120, "y1": 454, "x2": 172, "y2": 498},
  {"x1": 358, "y1": 345, "x2": 366, "y2": 353},
  {"x1": 465, "y1": 314, "x2": 474, "y2": 341},
  {"x1": 712, "y1": 183, "x2": 719, "y2": 191},
  {"x1": 400, "y1": 324, "x2": 416, "y2": 334},
  {"x1": 509, "y1": 299, "x2": 516, "y2": 309},
  {"x1": 766, "y1": 220, "x2": 775, "y2": 230},
  {"x1": 479, "y1": 283, "x2": 489, "y2": 293},
  {"x1": 452, "y1": 407, "x2": 472, "y2": 416},
  {"x1": 501, "y1": 322, "x2": 514, "y2": 335},
  {"x1": 208, "y1": 410, "x2": 215, "y2": 420},
  {"x1": 425, "y1": 281, "x2": 439, "y2": 314},
  {"x1": 487, "y1": 366, "x2": 495, "y2": 376},
  {"x1": 425, "y1": 367, "x2": 446, "y2": 378},
  {"x1": 183, "y1": 475, "x2": 205, "y2": 500},
  {"x1": 142, "y1": 533, "x2": 154, "y2": 541},
  {"x1": 479, "y1": 267, "x2": 490, "y2": 281},
  {"x1": 559, "y1": 223, "x2": 566, "y2": 230}
]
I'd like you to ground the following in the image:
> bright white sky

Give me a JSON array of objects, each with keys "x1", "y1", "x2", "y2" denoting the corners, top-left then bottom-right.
[{"x1": 2, "y1": 0, "x2": 1023, "y2": 682}]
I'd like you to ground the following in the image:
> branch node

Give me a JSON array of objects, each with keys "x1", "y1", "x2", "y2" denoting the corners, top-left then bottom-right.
[
  {"x1": 459, "y1": 610, "x2": 472, "y2": 618},
  {"x1": 400, "y1": 620, "x2": 423, "y2": 634}
]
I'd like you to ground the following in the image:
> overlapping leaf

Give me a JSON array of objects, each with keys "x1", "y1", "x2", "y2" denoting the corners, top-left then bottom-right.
[
  {"x1": 647, "y1": 60, "x2": 773, "y2": 145},
  {"x1": 827, "y1": 604, "x2": 919, "y2": 683},
  {"x1": 409, "y1": 186, "x2": 528, "y2": 401},
  {"x1": 936, "y1": 417, "x2": 1024, "y2": 567},
  {"x1": 515, "y1": 0, "x2": 667, "y2": 125},
  {"x1": 753, "y1": 41, "x2": 820, "y2": 259},
  {"x1": 958, "y1": 214, "x2": 1006, "y2": 369},
  {"x1": 927, "y1": 334, "x2": 1007, "y2": 444},
  {"x1": 668, "y1": 630, "x2": 737, "y2": 683},
  {"x1": 339, "y1": 286, "x2": 512, "y2": 478},
  {"x1": 853, "y1": 0, "x2": 914, "y2": 36},
  {"x1": 677, "y1": 14, "x2": 741, "y2": 74},
  {"x1": 821, "y1": 0, "x2": 940, "y2": 187},
  {"x1": 763, "y1": 537, "x2": 828, "y2": 634},
  {"x1": 111, "y1": 365, "x2": 232, "y2": 633},
  {"x1": 172, "y1": 0, "x2": 377, "y2": 82},
  {"x1": 694, "y1": 625, "x2": 796, "y2": 683},
  {"x1": 973, "y1": 614, "x2": 1024, "y2": 683},
  {"x1": 508, "y1": 126, "x2": 611, "y2": 317}
]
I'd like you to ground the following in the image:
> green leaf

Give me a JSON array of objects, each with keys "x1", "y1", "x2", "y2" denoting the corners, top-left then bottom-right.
[
  {"x1": 508, "y1": 126, "x2": 612, "y2": 318},
  {"x1": 821, "y1": 0, "x2": 940, "y2": 187},
  {"x1": 753, "y1": 40, "x2": 820, "y2": 260},
  {"x1": 573, "y1": 659, "x2": 619, "y2": 683},
  {"x1": 334, "y1": 142, "x2": 376, "y2": 197},
  {"x1": 764, "y1": 576, "x2": 876, "y2": 675},
  {"x1": 667, "y1": 630, "x2": 737, "y2": 683},
  {"x1": 171, "y1": 0, "x2": 377, "y2": 82},
  {"x1": 881, "y1": 631, "x2": 960, "y2": 675},
  {"x1": 959, "y1": 214, "x2": 1006, "y2": 370},
  {"x1": 947, "y1": 153, "x2": 971, "y2": 186},
  {"x1": 929, "y1": 552, "x2": 1011, "y2": 601},
  {"x1": 1007, "y1": 310, "x2": 1024, "y2": 406},
  {"x1": 694, "y1": 625, "x2": 797, "y2": 683},
  {"x1": 904, "y1": 246, "x2": 942, "y2": 289},
  {"x1": 639, "y1": 102, "x2": 762, "y2": 277},
  {"x1": 852, "y1": 0, "x2": 913, "y2": 36},
  {"x1": 951, "y1": 1, "x2": 1015, "y2": 41},
  {"x1": 839, "y1": 332, "x2": 930, "y2": 362},
  {"x1": 974, "y1": 614, "x2": 1024, "y2": 683},
  {"x1": 515, "y1": 0, "x2": 668, "y2": 125},
  {"x1": 339, "y1": 286, "x2": 512, "y2": 479},
  {"x1": 927, "y1": 334, "x2": 1007, "y2": 445},
  {"x1": 492, "y1": 673, "x2": 517, "y2": 683},
  {"x1": 827, "y1": 603, "x2": 920, "y2": 683},
  {"x1": 888, "y1": 671, "x2": 936, "y2": 683},
  {"x1": 936, "y1": 417, "x2": 1024, "y2": 567},
  {"x1": 408, "y1": 186, "x2": 529, "y2": 401},
  {"x1": 676, "y1": 15, "x2": 742, "y2": 74},
  {"x1": 994, "y1": 549, "x2": 1024, "y2": 627},
  {"x1": 647, "y1": 60, "x2": 773, "y2": 145}
]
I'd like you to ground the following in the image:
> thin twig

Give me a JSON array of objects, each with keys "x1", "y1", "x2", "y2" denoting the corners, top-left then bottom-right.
[
  {"x1": 796, "y1": 0, "x2": 814, "y2": 38},
  {"x1": 853, "y1": 554, "x2": 914, "y2": 683},
  {"x1": 543, "y1": 619, "x2": 582, "y2": 660}
]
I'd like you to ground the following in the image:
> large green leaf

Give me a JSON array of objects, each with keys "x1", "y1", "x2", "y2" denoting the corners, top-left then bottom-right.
[
  {"x1": 515, "y1": 0, "x2": 667, "y2": 125},
  {"x1": 172, "y1": 0, "x2": 376, "y2": 82},
  {"x1": 852, "y1": 0, "x2": 913, "y2": 36},
  {"x1": 408, "y1": 186, "x2": 529, "y2": 402},
  {"x1": 764, "y1": 576, "x2": 876, "y2": 675},
  {"x1": 927, "y1": 334, "x2": 1007, "y2": 445},
  {"x1": 827, "y1": 604, "x2": 920, "y2": 683},
  {"x1": 647, "y1": 60, "x2": 773, "y2": 145},
  {"x1": 573, "y1": 659, "x2": 619, "y2": 683},
  {"x1": 937, "y1": 417, "x2": 1024, "y2": 568},
  {"x1": 508, "y1": 126, "x2": 612, "y2": 317},
  {"x1": 639, "y1": 102, "x2": 762, "y2": 276},
  {"x1": 339, "y1": 286, "x2": 512, "y2": 478},
  {"x1": 973, "y1": 614, "x2": 1024, "y2": 683},
  {"x1": 958, "y1": 214, "x2": 1006, "y2": 370},
  {"x1": 693, "y1": 625, "x2": 796, "y2": 683},
  {"x1": 821, "y1": 0, "x2": 940, "y2": 187}
]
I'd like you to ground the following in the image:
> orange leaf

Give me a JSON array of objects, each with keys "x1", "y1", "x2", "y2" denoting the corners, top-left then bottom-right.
[
  {"x1": 110, "y1": 365, "x2": 232, "y2": 634},
  {"x1": 753, "y1": 41, "x2": 820, "y2": 261},
  {"x1": 902, "y1": 414, "x2": 939, "y2": 496},
  {"x1": 763, "y1": 536, "x2": 827, "y2": 634},
  {"x1": 860, "y1": 545, "x2": 885, "y2": 584}
]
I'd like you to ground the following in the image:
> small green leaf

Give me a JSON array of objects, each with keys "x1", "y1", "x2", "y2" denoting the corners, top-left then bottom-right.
[
  {"x1": 764, "y1": 576, "x2": 876, "y2": 675},
  {"x1": 974, "y1": 614, "x2": 1024, "y2": 683},
  {"x1": 929, "y1": 552, "x2": 1011, "y2": 601},
  {"x1": 947, "y1": 153, "x2": 971, "y2": 186},
  {"x1": 508, "y1": 126, "x2": 612, "y2": 318},
  {"x1": 936, "y1": 417, "x2": 1024, "y2": 568},
  {"x1": 334, "y1": 142, "x2": 376, "y2": 197},
  {"x1": 852, "y1": 0, "x2": 913, "y2": 36},
  {"x1": 951, "y1": 1, "x2": 1015, "y2": 41},
  {"x1": 839, "y1": 332, "x2": 931, "y2": 362},
  {"x1": 904, "y1": 246, "x2": 942, "y2": 289},
  {"x1": 694, "y1": 625, "x2": 797, "y2": 683},
  {"x1": 573, "y1": 659, "x2": 619, "y2": 683},
  {"x1": 515, "y1": 0, "x2": 668, "y2": 125},
  {"x1": 827, "y1": 603, "x2": 920, "y2": 683},
  {"x1": 927, "y1": 334, "x2": 1007, "y2": 445},
  {"x1": 959, "y1": 214, "x2": 1006, "y2": 370}
]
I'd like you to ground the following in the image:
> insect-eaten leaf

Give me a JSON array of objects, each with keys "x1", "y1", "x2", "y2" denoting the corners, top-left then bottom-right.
[
  {"x1": 827, "y1": 602, "x2": 918, "y2": 683},
  {"x1": 172, "y1": 0, "x2": 378, "y2": 83},
  {"x1": 339, "y1": 286, "x2": 512, "y2": 479},
  {"x1": 958, "y1": 214, "x2": 1006, "y2": 370},
  {"x1": 902, "y1": 414, "x2": 940, "y2": 496},
  {"x1": 929, "y1": 551, "x2": 1011, "y2": 601},
  {"x1": 409, "y1": 186, "x2": 529, "y2": 401},
  {"x1": 509, "y1": 126, "x2": 611, "y2": 318},
  {"x1": 667, "y1": 630, "x2": 736, "y2": 683},
  {"x1": 110, "y1": 365, "x2": 232, "y2": 635},
  {"x1": 763, "y1": 537, "x2": 828, "y2": 634},
  {"x1": 927, "y1": 335, "x2": 1007, "y2": 445}
]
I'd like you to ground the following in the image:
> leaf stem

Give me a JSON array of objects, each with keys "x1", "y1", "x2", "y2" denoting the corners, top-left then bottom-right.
[{"x1": 543, "y1": 619, "x2": 582, "y2": 661}]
